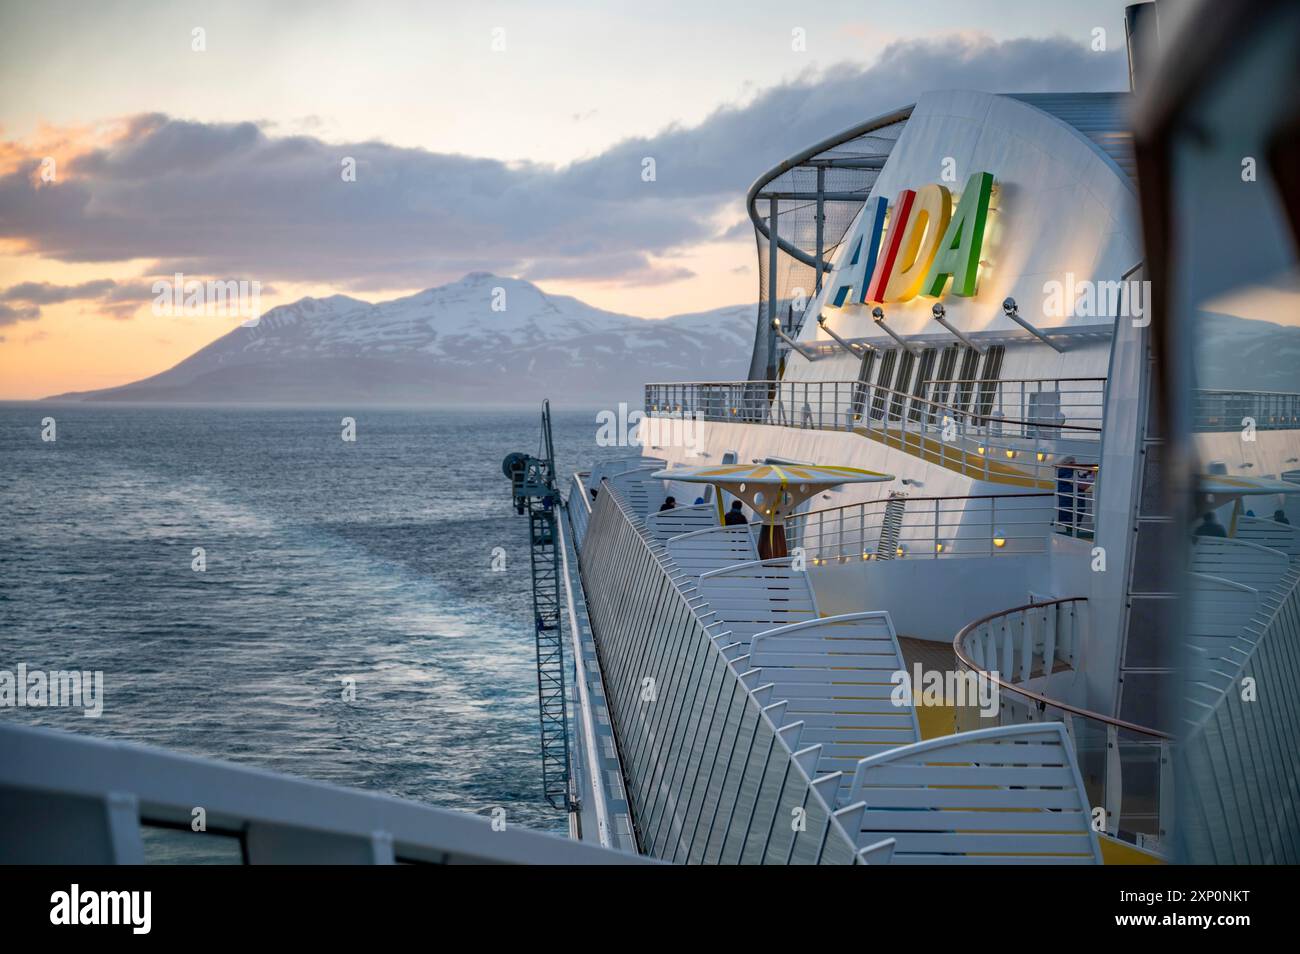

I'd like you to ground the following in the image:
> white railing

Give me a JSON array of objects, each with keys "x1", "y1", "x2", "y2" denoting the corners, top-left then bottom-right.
[
  {"x1": 0, "y1": 722, "x2": 644, "y2": 864},
  {"x1": 787, "y1": 493, "x2": 1055, "y2": 563},
  {"x1": 645, "y1": 378, "x2": 1100, "y2": 487},
  {"x1": 953, "y1": 598, "x2": 1172, "y2": 853}
]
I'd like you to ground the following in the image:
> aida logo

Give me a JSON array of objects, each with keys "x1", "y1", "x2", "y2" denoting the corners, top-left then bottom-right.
[{"x1": 826, "y1": 171, "x2": 994, "y2": 307}]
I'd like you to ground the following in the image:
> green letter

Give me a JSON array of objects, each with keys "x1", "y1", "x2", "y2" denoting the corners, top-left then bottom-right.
[{"x1": 922, "y1": 171, "x2": 993, "y2": 297}]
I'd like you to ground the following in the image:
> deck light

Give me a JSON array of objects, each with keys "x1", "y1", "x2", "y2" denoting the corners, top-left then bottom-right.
[
  {"x1": 935, "y1": 541, "x2": 945, "y2": 554},
  {"x1": 1002, "y1": 297, "x2": 1066, "y2": 352},
  {"x1": 871, "y1": 306, "x2": 921, "y2": 353},
  {"x1": 817, "y1": 313, "x2": 872, "y2": 357},
  {"x1": 977, "y1": 445, "x2": 986, "y2": 455},
  {"x1": 1037, "y1": 451, "x2": 1051, "y2": 462},
  {"x1": 993, "y1": 530, "x2": 1007, "y2": 548},
  {"x1": 930, "y1": 302, "x2": 984, "y2": 354},
  {"x1": 896, "y1": 545, "x2": 906, "y2": 558},
  {"x1": 773, "y1": 317, "x2": 820, "y2": 360},
  {"x1": 1005, "y1": 449, "x2": 1016, "y2": 459}
]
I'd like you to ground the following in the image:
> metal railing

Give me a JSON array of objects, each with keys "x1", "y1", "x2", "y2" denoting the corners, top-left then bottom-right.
[
  {"x1": 786, "y1": 493, "x2": 1055, "y2": 563},
  {"x1": 1193, "y1": 389, "x2": 1300, "y2": 432},
  {"x1": 569, "y1": 472, "x2": 593, "y2": 548},
  {"x1": 648, "y1": 377, "x2": 1103, "y2": 435},
  {"x1": 953, "y1": 598, "x2": 1172, "y2": 852},
  {"x1": 577, "y1": 483, "x2": 864, "y2": 864},
  {"x1": 645, "y1": 378, "x2": 1101, "y2": 487}
]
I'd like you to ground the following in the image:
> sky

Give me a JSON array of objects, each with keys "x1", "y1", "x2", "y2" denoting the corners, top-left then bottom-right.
[{"x1": 0, "y1": 0, "x2": 1133, "y2": 399}]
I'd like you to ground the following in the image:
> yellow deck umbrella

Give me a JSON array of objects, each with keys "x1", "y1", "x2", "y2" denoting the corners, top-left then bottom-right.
[{"x1": 652, "y1": 462, "x2": 894, "y2": 559}]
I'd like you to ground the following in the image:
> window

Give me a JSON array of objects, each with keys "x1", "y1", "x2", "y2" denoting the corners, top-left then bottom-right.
[
  {"x1": 909, "y1": 348, "x2": 938, "y2": 422},
  {"x1": 954, "y1": 346, "x2": 981, "y2": 412},
  {"x1": 850, "y1": 351, "x2": 876, "y2": 420},
  {"x1": 870, "y1": 350, "x2": 897, "y2": 420},
  {"x1": 889, "y1": 350, "x2": 916, "y2": 419},
  {"x1": 930, "y1": 345, "x2": 960, "y2": 413},
  {"x1": 974, "y1": 345, "x2": 1005, "y2": 421}
]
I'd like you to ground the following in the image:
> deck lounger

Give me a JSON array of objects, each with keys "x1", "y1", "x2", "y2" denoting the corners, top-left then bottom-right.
[
  {"x1": 1232, "y1": 516, "x2": 1300, "y2": 559},
  {"x1": 842, "y1": 722, "x2": 1102, "y2": 864},
  {"x1": 747, "y1": 612, "x2": 920, "y2": 807},
  {"x1": 646, "y1": 503, "x2": 718, "y2": 542},
  {"x1": 696, "y1": 559, "x2": 819, "y2": 651},
  {"x1": 664, "y1": 525, "x2": 758, "y2": 578}
]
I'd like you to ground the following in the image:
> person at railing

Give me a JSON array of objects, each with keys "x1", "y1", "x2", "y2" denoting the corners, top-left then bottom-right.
[
  {"x1": 1275, "y1": 509, "x2": 1291, "y2": 526},
  {"x1": 1195, "y1": 511, "x2": 1228, "y2": 538},
  {"x1": 724, "y1": 501, "x2": 748, "y2": 526},
  {"x1": 658, "y1": 496, "x2": 677, "y2": 513}
]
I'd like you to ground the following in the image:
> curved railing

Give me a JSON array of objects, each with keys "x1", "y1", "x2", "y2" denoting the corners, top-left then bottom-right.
[{"x1": 953, "y1": 598, "x2": 1172, "y2": 853}]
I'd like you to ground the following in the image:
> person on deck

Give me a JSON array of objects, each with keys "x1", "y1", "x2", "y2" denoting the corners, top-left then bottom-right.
[
  {"x1": 1275, "y1": 509, "x2": 1291, "y2": 525},
  {"x1": 723, "y1": 501, "x2": 748, "y2": 526},
  {"x1": 658, "y1": 496, "x2": 677, "y2": 512},
  {"x1": 1195, "y1": 512, "x2": 1228, "y2": 537}
]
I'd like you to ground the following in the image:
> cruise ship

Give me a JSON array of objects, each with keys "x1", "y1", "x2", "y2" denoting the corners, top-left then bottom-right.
[{"x1": 2, "y1": 0, "x2": 1296, "y2": 867}]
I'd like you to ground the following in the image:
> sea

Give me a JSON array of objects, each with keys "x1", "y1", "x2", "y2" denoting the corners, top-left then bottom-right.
[{"x1": 0, "y1": 403, "x2": 633, "y2": 860}]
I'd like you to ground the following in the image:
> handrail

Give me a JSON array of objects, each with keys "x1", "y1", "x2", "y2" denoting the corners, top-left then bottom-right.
[
  {"x1": 580, "y1": 481, "x2": 863, "y2": 863},
  {"x1": 555, "y1": 497, "x2": 614, "y2": 850},
  {"x1": 0, "y1": 722, "x2": 642, "y2": 864},
  {"x1": 799, "y1": 490, "x2": 1050, "y2": 516},
  {"x1": 646, "y1": 379, "x2": 1103, "y2": 435},
  {"x1": 953, "y1": 598, "x2": 1171, "y2": 740},
  {"x1": 788, "y1": 491, "x2": 1057, "y2": 561}
]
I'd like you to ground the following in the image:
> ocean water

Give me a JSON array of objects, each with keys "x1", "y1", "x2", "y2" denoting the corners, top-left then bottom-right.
[{"x1": 0, "y1": 403, "x2": 629, "y2": 855}]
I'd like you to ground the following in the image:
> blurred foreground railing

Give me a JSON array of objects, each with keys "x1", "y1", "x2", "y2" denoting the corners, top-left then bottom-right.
[{"x1": 1193, "y1": 389, "x2": 1300, "y2": 431}]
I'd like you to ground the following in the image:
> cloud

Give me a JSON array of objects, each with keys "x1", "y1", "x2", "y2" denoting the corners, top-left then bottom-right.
[
  {"x1": 0, "y1": 34, "x2": 1125, "y2": 293},
  {"x1": 0, "y1": 302, "x2": 40, "y2": 325},
  {"x1": 0, "y1": 277, "x2": 157, "y2": 321}
]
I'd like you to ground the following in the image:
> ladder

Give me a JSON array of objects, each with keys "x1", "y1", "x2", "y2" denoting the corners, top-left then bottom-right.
[
  {"x1": 502, "y1": 401, "x2": 572, "y2": 811},
  {"x1": 876, "y1": 493, "x2": 909, "y2": 560}
]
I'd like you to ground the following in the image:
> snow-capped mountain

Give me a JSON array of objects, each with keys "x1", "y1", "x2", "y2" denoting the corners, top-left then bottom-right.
[
  {"x1": 48, "y1": 273, "x2": 756, "y2": 405},
  {"x1": 1195, "y1": 311, "x2": 1300, "y2": 391}
]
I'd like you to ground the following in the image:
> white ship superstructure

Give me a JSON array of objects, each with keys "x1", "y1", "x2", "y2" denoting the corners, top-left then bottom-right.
[
  {"x1": 2, "y1": 0, "x2": 1297, "y2": 869},
  {"x1": 560, "y1": 1, "x2": 1300, "y2": 864}
]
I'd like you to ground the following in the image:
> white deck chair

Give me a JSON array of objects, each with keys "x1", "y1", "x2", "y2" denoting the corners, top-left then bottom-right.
[
  {"x1": 696, "y1": 559, "x2": 819, "y2": 651},
  {"x1": 646, "y1": 503, "x2": 718, "y2": 542},
  {"x1": 746, "y1": 612, "x2": 920, "y2": 807},
  {"x1": 840, "y1": 722, "x2": 1102, "y2": 864},
  {"x1": 1190, "y1": 537, "x2": 1290, "y2": 602},
  {"x1": 1234, "y1": 516, "x2": 1300, "y2": 559},
  {"x1": 664, "y1": 525, "x2": 758, "y2": 578}
]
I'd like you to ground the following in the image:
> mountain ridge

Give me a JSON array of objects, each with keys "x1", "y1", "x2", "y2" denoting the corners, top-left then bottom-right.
[{"x1": 46, "y1": 273, "x2": 757, "y2": 406}]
